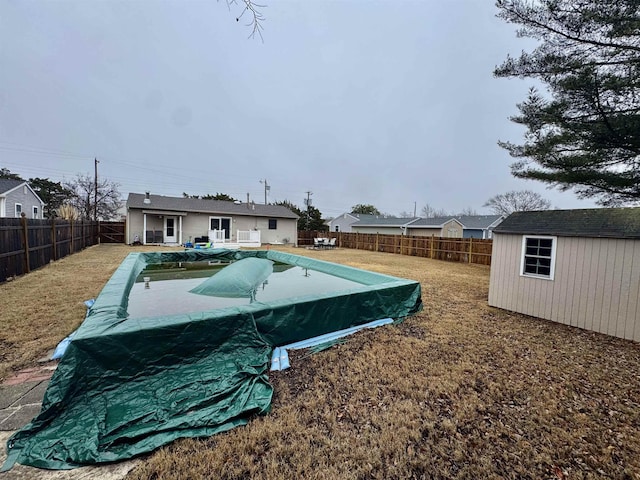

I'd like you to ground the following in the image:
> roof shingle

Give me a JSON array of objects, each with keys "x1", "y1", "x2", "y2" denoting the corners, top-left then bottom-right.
[
  {"x1": 126, "y1": 193, "x2": 299, "y2": 219},
  {"x1": 493, "y1": 208, "x2": 640, "y2": 239}
]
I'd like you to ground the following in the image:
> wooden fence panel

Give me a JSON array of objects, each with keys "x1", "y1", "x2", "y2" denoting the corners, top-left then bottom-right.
[
  {"x1": 99, "y1": 221, "x2": 125, "y2": 243},
  {"x1": 297, "y1": 230, "x2": 493, "y2": 267},
  {"x1": 0, "y1": 217, "x2": 100, "y2": 283}
]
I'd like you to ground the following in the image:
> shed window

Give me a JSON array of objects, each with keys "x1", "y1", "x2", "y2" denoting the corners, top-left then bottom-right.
[
  {"x1": 268, "y1": 218, "x2": 277, "y2": 230},
  {"x1": 32, "y1": 206, "x2": 39, "y2": 219},
  {"x1": 521, "y1": 236, "x2": 556, "y2": 280},
  {"x1": 15, "y1": 203, "x2": 22, "y2": 217}
]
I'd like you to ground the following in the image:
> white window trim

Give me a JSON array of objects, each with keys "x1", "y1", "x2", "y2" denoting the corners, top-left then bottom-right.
[
  {"x1": 520, "y1": 235, "x2": 557, "y2": 281},
  {"x1": 15, "y1": 203, "x2": 22, "y2": 217},
  {"x1": 33, "y1": 206, "x2": 39, "y2": 219}
]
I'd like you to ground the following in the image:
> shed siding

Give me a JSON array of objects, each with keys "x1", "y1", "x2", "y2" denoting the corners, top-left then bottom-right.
[{"x1": 489, "y1": 233, "x2": 640, "y2": 341}]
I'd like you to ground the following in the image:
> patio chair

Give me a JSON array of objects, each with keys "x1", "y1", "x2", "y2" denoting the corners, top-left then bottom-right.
[
  {"x1": 328, "y1": 238, "x2": 336, "y2": 249},
  {"x1": 313, "y1": 238, "x2": 321, "y2": 249}
]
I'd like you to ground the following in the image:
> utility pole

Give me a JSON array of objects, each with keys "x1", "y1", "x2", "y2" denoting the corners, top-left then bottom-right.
[
  {"x1": 413, "y1": 201, "x2": 416, "y2": 217},
  {"x1": 260, "y1": 179, "x2": 270, "y2": 204},
  {"x1": 94, "y1": 158, "x2": 99, "y2": 221},
  {"x1": 304, "y1": 191, "x2": 313, "y2": 230}
]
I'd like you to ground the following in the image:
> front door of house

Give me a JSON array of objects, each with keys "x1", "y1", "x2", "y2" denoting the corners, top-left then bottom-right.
[{"x1": 165, "y1": 216, "x2": 177, "y2": 243}]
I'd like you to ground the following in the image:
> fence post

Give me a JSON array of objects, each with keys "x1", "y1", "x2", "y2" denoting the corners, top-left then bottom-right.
[
  {"x1": 356, "y1": 231, "x2": 359, "y2": 250},
  {"x1": 21, "y1": 213, "x2": 30, "y2": 274},
  {"x1": 51, "y1": 217, "x2": 57, "y2": 261},
  {"x1": 468, "y1": 237, "x2": 473, "y2": 263},
  {"x1": 69, "y1": 218, "x2": 75, "y2": 255},
  {"x1": 430, "y1": 235, "x2": 434, "y2": 259}
]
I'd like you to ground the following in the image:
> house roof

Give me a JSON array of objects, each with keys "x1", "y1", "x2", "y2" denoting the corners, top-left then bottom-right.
[
  {"x1": 452, "y1": 215, "x2": 504, "y2": 229},
  {"x1": 0, "y1": 178, "x2": 25, "y2": 195},
  {"x1": 493, "y1": 208, "x2": 640, "y2": 239},
  {"x1": 126, "y1": 193, "x2": 299, "y2": 219},
  {"x1": 351, "y1": 214, "x2": 419, "y2": 227},
  {"x1": 408, "y1": 216, "x2": 462, "y2": 227}
]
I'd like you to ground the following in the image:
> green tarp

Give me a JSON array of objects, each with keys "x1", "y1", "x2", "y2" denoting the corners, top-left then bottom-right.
[{"x1": 3, "y1": 249, "x2": 422, "y2": 470}]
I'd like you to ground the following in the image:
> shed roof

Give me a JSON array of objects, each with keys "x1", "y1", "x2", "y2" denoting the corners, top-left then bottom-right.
[
  {"x1": 127, "y1": 193, "x2": 299, "y2": 219},
  {"x1": 493, "y1": 208, "x2": 640, "y2": 239}
]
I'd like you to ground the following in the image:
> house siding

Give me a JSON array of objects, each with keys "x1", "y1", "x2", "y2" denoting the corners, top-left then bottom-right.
[
  {"x1": 441, "y1": 219, "x2": 462, "y2": 238},
  {"x1": 407, "y1": 227, "x2": 442, "y2": 237},
  {"x1": 463, "y1": 229, "x2": 483, "y2": 239},
  {"x1": 2, "y1": 186, "x2": 43, "y2": 218},
  {"x1": 127, "y1": 209, "x2": 297, "y2": 245},
  {"x1": 328, "y1": 214, "x2": 358, "y2": 233},
  {"x1": 489, "y1": 233, "x2": 640, "y2": 341},
  {"x1": 351, "y1": 226, "x2": 403, "y2": 235}
]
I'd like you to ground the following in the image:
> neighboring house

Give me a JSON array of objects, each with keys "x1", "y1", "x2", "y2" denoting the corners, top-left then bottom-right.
[
  {"x1": 488, "y1": 208, "x2": 640, "y2": 342},
  {"x1": 455, "y1": 215, "x2": 504, "y2": 239},
  {"x1": 331, "y1": 213, "x2": 501, "y2": 238},
  {"x1": 405, "y1": 216, "x2": 465, "y2": 238},
  {"x1": 327, "y1": 212, "x2": 361, "y2": 232},
  {"x1": 0, "y1": 179, "x2": 45, "y2": 219},
  {"x1": 350, "y1": 214, "x2": 420, "y2": 236},
  {"x1": 126, "y1": 192, "x2": 299, "y2": 246}
]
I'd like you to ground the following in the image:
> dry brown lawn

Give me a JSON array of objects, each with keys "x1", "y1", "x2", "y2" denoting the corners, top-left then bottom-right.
[{"x1": 2, "y1": 244, "x2": 640, "y2": 479}]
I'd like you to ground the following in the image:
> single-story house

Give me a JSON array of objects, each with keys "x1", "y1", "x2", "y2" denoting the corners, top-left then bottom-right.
[
  {"x1": 0, "y1": 179, "x2": 45, "y2": 219},
  {"x1": 454, "y1": 215, "x2": 504, "y2": 239},
  {"x1": 405, "y1": 216, "x2": 466, "y2": 238},
  {"x1": 488, "y1": 207, "x2": 640, "y2": 342},
  {"x1": 327, "y1": 212, "x2": 361, "y2": 232},
  {"x1": 349, "y1": 214, "x2": 421, "y2": 236},
  {"x1": 332, "y1": 213, "x2": 502, "y2": 238},
  {"x1": 126, "y1": 193, "x2": 299, "y2": 247}
]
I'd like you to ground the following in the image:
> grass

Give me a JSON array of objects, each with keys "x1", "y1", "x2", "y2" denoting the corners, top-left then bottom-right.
[{"x1": 2, "y1": 244, "x2": 640, "y2": 478}]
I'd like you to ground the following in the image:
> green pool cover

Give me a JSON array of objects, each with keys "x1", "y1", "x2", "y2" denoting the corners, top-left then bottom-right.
[{"x1": 3, "y1": 249, "x2": 422, "y2": 470}]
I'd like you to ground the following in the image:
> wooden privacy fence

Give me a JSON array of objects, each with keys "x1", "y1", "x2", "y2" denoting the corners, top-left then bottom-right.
[
  {"x1": 0, "y1": 217, "x2": 104, "y2": 283},
  {"x1": 99, "y1": 221, "x2": 125, "y2": 243},
  {"x1": 298, "y1": 231, "x2": 493, "y2": 266}
]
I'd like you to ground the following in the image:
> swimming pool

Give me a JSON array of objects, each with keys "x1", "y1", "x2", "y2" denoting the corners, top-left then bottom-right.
[{"x1": 5, "y1": 249, "x2": 422, "y2": 470}]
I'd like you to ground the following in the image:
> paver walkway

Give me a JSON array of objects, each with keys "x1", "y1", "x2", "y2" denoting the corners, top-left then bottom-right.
[{"x1": 0, "y1": 362, "x2": 138, "y2": 479}]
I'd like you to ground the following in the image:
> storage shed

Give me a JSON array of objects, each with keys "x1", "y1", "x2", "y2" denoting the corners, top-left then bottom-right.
[{"x1": 488, "y1": 208, "x2": 640, "y2": 341}]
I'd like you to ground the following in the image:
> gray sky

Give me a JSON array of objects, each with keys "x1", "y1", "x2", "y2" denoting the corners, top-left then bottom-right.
[{"x1": 0, "y1": 0, "x2": 598, "y2": 218}]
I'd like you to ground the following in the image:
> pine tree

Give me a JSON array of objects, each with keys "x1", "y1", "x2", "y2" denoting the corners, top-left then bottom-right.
[{"x1": 495, "y1": 0, "x2": 640, "y2": 205}]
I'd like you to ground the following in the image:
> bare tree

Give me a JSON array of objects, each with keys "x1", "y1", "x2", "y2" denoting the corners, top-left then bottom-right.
[
  {"x1": 484, "y1": 190, "x2": 551, "y2": 216},
  {"x1": 457, "y1": 207, "x2": 478, "y2": 216},
  {"x1": 420, "y1": 204, "x2": 449, "y2": 218},
  {"x1": 398, "y1": 210, "x2": 415, "y2": 218},
  {"x1": 64, "y1": 174, "x2": 122, "y2": 221},
  {"x1": 227, "y1": 0, "x2": 266, "y2": 40}
]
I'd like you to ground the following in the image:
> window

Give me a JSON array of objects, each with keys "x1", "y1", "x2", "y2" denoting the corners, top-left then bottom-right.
[
  {"x1": 15, "y1": 203, "x2": 22, "y2": 217},
  {"x1": 268, "y1": 218, "x2": 277, "y2": 230},
  {"x1": 521, "y1": 236, "x2": 556, "y2": 279},
  {"x1": 32, "y1": 206, "x2": 39, "y2": 219},
  {"x1": 335, "y1": 226, "x2": 339, "y2": 232}
]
